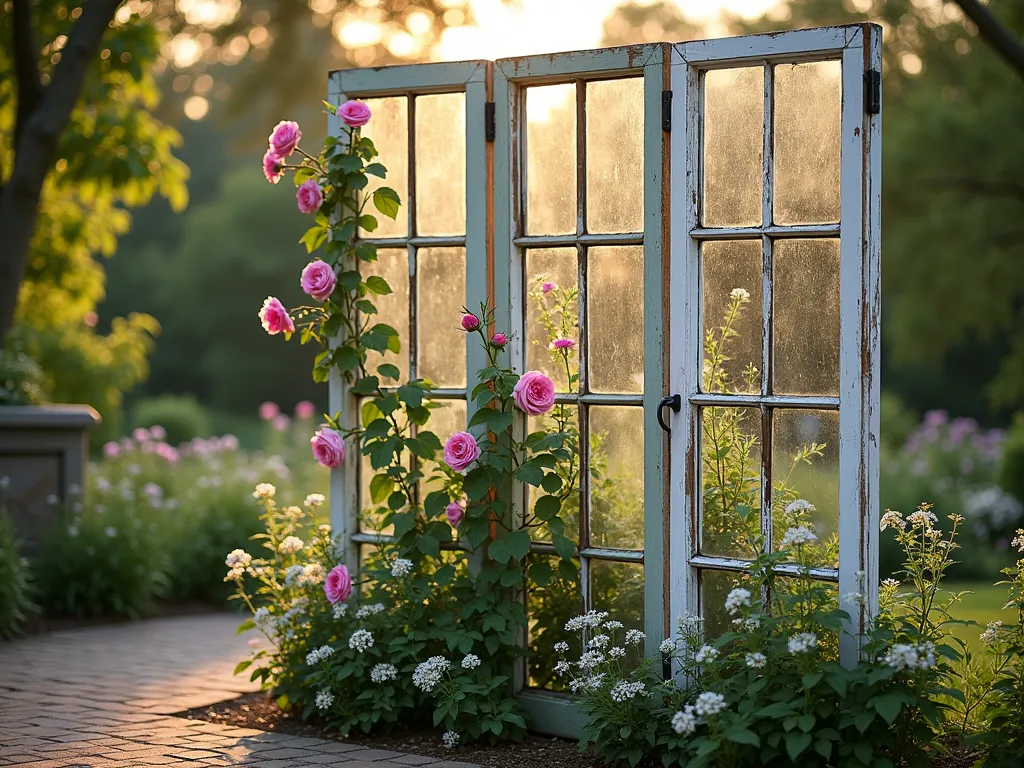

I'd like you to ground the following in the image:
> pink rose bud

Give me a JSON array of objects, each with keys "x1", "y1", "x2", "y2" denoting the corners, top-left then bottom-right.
[
  {"x1": 149, "y1": 425, "x2": 167, "y2": 441},
  {"x1": 461, "y1": 313, "x2": 480, "y2": 332},
  {"x1": 272, "y1": 414, "x2": 290, "y2": 432},
  {"x1": 512, "y1": 371, "x2": 556, "y2": 416},
  {"x1": 311, "y1": 427, "x2": 345, "y2": 468},
  {"x1": 296, "y1": 179, "x2": 324, "y2": 214},
  {"x1": 102, "y1": 442, "x2": 120, "y2": 458},
  {"x1": 259, "y1": 297, "x2": 295, "y2": 335},
  {"x1": 541, "y1": 281, "x2": 556, "y2": 294},
  {"x1": 268, "y1": 120, "x2": 301, "y2": 157},
  {"x1": 491, "y1": 332, "x2": 507, "y2": 347},
  {"x1": 338, "y1": 100, "x2": 372, "y2": 127},
  {"x1": 132, "y1": 427, "x2": 150, "y2": 443},
  {"x1": 324, "y1": 564, "x2": 352, "y2": 604},
  {"x1": 262, "y1": 149, "x2": 284, "y2": 184},
  {"x1": 259, "y1": 401, "x2": 280, "y2": 421},
  {"x1": 295, "y1": 400, "x2": 316, "y2": 420},
  {"x1": 446, "y1": 501, "x2": 465, "y2": 527},
  {"x1": 444, "y1": 431, "x2": 481, "y2": 474},
  {"x1": 549, "y1": 338, "x2": 575, "y2": 351},
  {"x1": 300, "y1": 260, "x2": 337, "y2": 302}
]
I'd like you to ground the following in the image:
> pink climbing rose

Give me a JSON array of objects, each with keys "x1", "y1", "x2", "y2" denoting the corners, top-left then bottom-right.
[
  {"x1": 512, "y1": 371, "x2": 555, "y2": 416},
  {"x1": 549, "y1": 338, "x2": 575, "y2": 351},
  {"x1": 259, "y1": 297, "x2": 295, "y2": 335},
  {"x1": 311, "y1": 428, "x2": 345, "y2": 468},
  {"x1": 541, "y1": 281, "x2": 556, "y2": 294},
  {"x1": 444, "y1": 431, "x2": 480, "y2": 474},
  {"x1": 491, "y1": 332, "x2": 507, "y2": 347},
  {"x1": 461, "y1": 313, "x2": 480, "y2": 332},
  {"x1": 296, "y1": 179, "x2": 324, "y2": 214},
  {"x1": 262, "y1": 149, "x2": 284, "y2": 184},
  {"x1": 268, "y1": 120, "x2": 301, "y2": 157},
  {"x1": 295, "y1": 401, "x2": 316, "y2": 420},
  {"x1": 446, "y1": 501, "x2": 465, "y2": 527},
  {"x1": 259, "y1": 401, "x2": 280, "y2": 421},
  {"x1": 324, "y1": 564, "x2": 352, "y2": 604},
  {"x1": 338, "y1": 100, "x2": 372, "y2": 127},
  {"x1": 300, "y1": 260, "x2": 337, "y2": 301}
]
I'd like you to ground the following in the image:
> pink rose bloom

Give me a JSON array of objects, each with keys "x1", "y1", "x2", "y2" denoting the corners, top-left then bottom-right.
[
  {"x1": 149, "y1": 425, "x2": 166, "y2": 441},
  {"x1": 338, "y1": 100, "x2": 372, "y2": 127},
  {"x1": 262, "y1": 149, "x2": 284, "y2": 184},
  {"x1": 268, "y1": 120, "x2": 301, "y2": 157},
  {"x1": 461, "y1": 313, "x2": 480, "y2": 331},
  {"x1": 491, "y1": 332, "x2": 507, "y2": 347},
  {"x1": 296, "y1": 179, "x2": 323, "y2": 214},
  {"x1": 300, "y1": 260, "x2": 337, "y2": 302},
  {"x1": 132, "y1": 427, "x2": 150, "y2": 443},
  {"x1": 549, "y1": 338, "x2": 575, "y2": 351},
  {"x1": 259, "y1": 297, "x2": 295, "y2": 335},
  {"x1": 324, "y1": 564, "x2": 352, "y2": 604},
  {"x1": 446, "y1": 501, "x2": 464, "y2": 527},
  {"x1": 512, "y1": 371, "x2": 556, "y2": 416},
  {"x1": 102, "y1": 442, "x2": 120, "y2": 458},
  {"x1": 259, "y1": 401, "x2": 279, "y2": 421},
  {"x1": 295, "y1": 400, "x2": 316, "y2": 420},
  {"x1": 444, "y1": 431, "x2": 481, "y2": 474},
  {"x1": 541, "y1": 281, "x2": 557, "y2": 294},
  {"x1": 311, "y1": 427, "x2": 345, "y2": 468},
  {"x1": 272, "y1": 414, "x2": 290, "y2": 432}
]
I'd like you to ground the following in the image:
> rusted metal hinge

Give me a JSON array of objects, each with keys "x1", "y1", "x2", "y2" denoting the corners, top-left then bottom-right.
[
  {"x1": 485, "y1": 101, "x2": 495, "y2": 142},
  {"x1": 661, "y1": 90, "x2": 672, "y2": 132},
  {"x1": 864, "y1": 69, "x2": 880, "y2": 114}
]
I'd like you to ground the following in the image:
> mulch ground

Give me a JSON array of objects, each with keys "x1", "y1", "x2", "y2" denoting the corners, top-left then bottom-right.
[{"x1": 178, "y1": 691, "x2": 605, "y2": 768}]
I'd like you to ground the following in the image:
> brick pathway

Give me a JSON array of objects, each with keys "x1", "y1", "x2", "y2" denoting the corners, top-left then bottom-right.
[{"x1": 0, "y1": 615, "x2": 479, "y2": 767}]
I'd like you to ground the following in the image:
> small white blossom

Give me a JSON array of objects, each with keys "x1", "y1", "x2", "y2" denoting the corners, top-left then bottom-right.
[
  {"x1": 332, "y1": 603, "x2": 348, "y2": 620},
  {"x1": 315, "y1": 690, "x2": 334, "y2": 710},
  {"x1": 554, "y1": 660, "x2": 571, "y2": 675},
  {"x1": 659, "y1": 638, "x2": 677, "y2": 655},
  {"x1": 884, "y1": 642, "x2": 936, "y2": 671},
  {"x1": 672, "y1": 707, "x2": 696, "y2": 735},
  {"x1": 306, "y1": 645, "x2": 335, "y2": 666},
  {"x1": 569, "y1": 674, "x2": 606, "y2": 693},
  {"x1": 304, "y1": 493, "x2": 326, "y2": 508},
  {"x1": 693, "y1": 691, "x2": 727, "y2": 717},
  {"x1": 355, "y1": 603, "x2": 386, "y2": 619},
  {"x1": 624, "y1": 629, "x2": 645, "y2": 646},
  {"x1": 603, "y1": 620, "x2": 623, "y2": 630},
  {"x1": 554, "y1": 641, "x2": 570, "y2": 655},
  {"x1": 442, "y1": 731, "x2": 459, "y2": 749},
  {"x1": 284, "y1": 564, "x2": 305, "y2": 586},
  {"x1": 980, "y1": 621, "x2": 1002, "y2": 644},
  {"x1": 724, "y1": 588, "x2": 752, "y2": 615},
  {"x1": 610, "y1": 680, "x2": 647, "y2": 702},
  {"x1": 565, "y1": 610, "x2": 610, "y2": 632},
  {"x1": 609, "y1": 646, "x2": 626, "y2": 659},
  {"x1": 588, "y1": 634, "x2": 610, "y2": 649},
  {"x1": 694, "y1": 645, "x2": 719, "y2": 664},
  {"x1": 882, "y1": 578, "x2": 901, "y2": 590},
  {"x1": 1012, "y1": 529, "x2": 1024, "y2": 553},
  {"x1": 370, "y1": 663, "x2": 398, "y2": 683},
  {"x1": 785, "y1": 499, "x2": 815, "y2": 515},
  {"x1": 743, "y1": 617, "x2": 761, "y2": 631},
  {"x1": 225, "y1": 549, "x2": 252, "y2": 573},
  {"x1": 348, "y1": 629, "x2": 374, "y2": 652},
  {"x1": 391, "y1": 558, "x2": 414, "y2": 578},
  {"x1": 578, "y1": 651, "x2": 605, "y2": 670},
  {"x1": 461, "y1": 654, "x2": 481, "y2": 669},
  {"x1": 843, "y1": 591, "x2": 866, "y2": 607},
  {"x1": 880, "y1": 510, "x2": 907, "y2": 531},
  {"x1": 677, "y1": 614, "x2": 703, "y2": 639},
  {"x1": 781, "y1": 526, "x2": 818, "y2": 548},
  {"x1": 787, "y1": 632, "x2": 818, "y2": 654},
  {"x1": 278, "y1": 536, "x2": 304, "y2": 554},
  {"x1": 253, "y1": 483, "x2": 276, "y2": 499},
  {"x1": 300, "y1": 563, "x2": 326, "y2": 586},
  {"x1": 413, "y1": 656, "x2": 451, "y2": 692},
  {"x1": 253, "y1": 607, "x2": 272, "y2": 627},
  {"x1": 730, "y1": 287, "x2": 750, "y2": 302},
  {"x1": 746, "y1": 652, "x2": 767, "y2": 669},
  {"x1": 906, "y1": 508, "x2": 938, "y2": 528}
]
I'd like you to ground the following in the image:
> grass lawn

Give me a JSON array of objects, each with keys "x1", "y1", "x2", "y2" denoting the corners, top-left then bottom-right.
[{"x1": 941, "y1": 581, "x2": 1014, "y2": 651}]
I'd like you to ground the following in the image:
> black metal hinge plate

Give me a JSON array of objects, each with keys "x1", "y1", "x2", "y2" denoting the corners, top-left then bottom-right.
[
  {"x1": 662, "y1": 90, "x2": 672, "y2": 132},
  {"x1": 865, "y1": 69, "x2": 881, "y2": 114},
  {"x1": 485, "y1": 101, "x2": 495, "y2": 142}
]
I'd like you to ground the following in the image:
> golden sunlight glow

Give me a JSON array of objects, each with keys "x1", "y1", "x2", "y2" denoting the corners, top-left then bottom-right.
[
  {"x1": 176, "y1": 0, "x2": 240, "y2": 28},
  {"x1": 184, "y1": 95, "x2": 210, "y2": 120},
  {"x1": 339, "y1": 19, "x2": 384, "y2": 47}
]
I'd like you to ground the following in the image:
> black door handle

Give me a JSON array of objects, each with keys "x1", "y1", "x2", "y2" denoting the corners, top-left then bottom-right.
[{"x1": 657, "y1": 394, "x2": 681, "y2": 433}]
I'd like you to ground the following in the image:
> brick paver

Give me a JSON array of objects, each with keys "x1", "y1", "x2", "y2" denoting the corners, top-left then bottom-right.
[{"x1": 0, "y1": 615, "x2": 480, "y2": 767}]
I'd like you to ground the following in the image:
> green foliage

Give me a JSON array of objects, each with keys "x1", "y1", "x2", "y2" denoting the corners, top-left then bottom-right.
[
  {"x1": 998, "y1": 412, "x2": 1024, "y2": 504},
  {"x1": 0, "y1": 349, "x2": 45, "y2": 405},
  {"x1": 0, "y1": 492, "x2": 37, "y2": 639},
  {"x1": 133, "y1": 394, "x2": 211, "y2": 446}
]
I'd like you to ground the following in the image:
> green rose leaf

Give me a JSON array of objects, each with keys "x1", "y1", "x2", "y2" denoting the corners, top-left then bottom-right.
[
  {"x1": 365, "y1": 275, "x2": 392, "y2": 295},
  {"x1": 504, "y1": 530, "x2": 531, "y2": 562},
  {"x1": 372, "y1": 187, "x2": 401, "y2": 220},
  {"x1": 369, "y1": 474, "x2": 394, "y2": 504}
]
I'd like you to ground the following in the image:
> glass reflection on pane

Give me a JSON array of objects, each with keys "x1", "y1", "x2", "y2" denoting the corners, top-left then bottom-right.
[
  {"x1": 361, "y1": 97, "x2": 408, "y2": 238},
  {"x1": 419, "y1": 399, "x2": 466, "y2": 497},
  {"x1": 527, "y1": 555, "x2": 582, "y2": 691},
  {"x1": 771, "y1": 409, "x2": 839, "y2": 568},
  {"x1": 701, "y1": 240, "x2": 762, "y2": 394},
  {"x1": 589, "y1": 406, "x2": 644, "y2": 551},
  {"x1": 415, "y1": 93, "x2": 466, "y2": 236},
  {"x1": 366, "y1": 248, "x2": 410, "y2": 383},
  {"x1": 700, "y1": 406, "x2": 762, "y2": 559},
  {"x1": 588, "y1": 246, "x2": 644, "y2": 394},
  {"x1": 527, "y1": 410, "x2": 580, "y2": 543},
  {"x1": 703, "y1": 67, "x2": 763, "y2": 227},
  {"x1": 773, "y1": 61, "x2": 842, "y2": 225},
  {"x1": 772, "y1": 239, "x2": 840, "y2": 396},
  {"x1": 525, "y1": 248, "x2": 578, "y2": 393},
  {"x1": 590, "y1": 560, "x2": 644, "y2": 633},
  {"x1": 772, "y1": 577, "x2": 839, "y2": 658},
  {"x1": 416, "y1": 247, "x2": 466, "y2": 387},
  {"x1": 586, "y1": 78, "x2": 644, "y2": 234},
  {"x1": 700, "y1": 569, "x2": 753, "y2": 640},
  {"x1": 526, "y1": 84, "x2": 577, "y2": 235}
]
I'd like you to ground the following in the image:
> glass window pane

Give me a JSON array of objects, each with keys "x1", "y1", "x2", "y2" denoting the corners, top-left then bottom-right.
[
  {"x1": 419, "y1": 398, "x2": 466, "y2": 498},
  {"x1": 772, "y1": 577, "x2": 839, "y2": 658},
  {"x1": 700, "y1": 569, "x2": 751, "y2": 640},
  {"x1": 416, "y1": 247, "x2": 466, "y2": 388},
  {"x1": 589, "y1": 406, "x2": 644, "y2": 551},
  {"x1": 773, "y1": 61, "x2": 842, "y2": 225},
  {"x1": 772, "y1": 239, "x2": 840, "y2": 396},
  {"x1": 700, "y1": 406, "x2": 762, "y2": 560},
  {"x1": 703, "y1": 67, "x2": 763, "y2": 228},
  {"x1": 771, "y1": 409, "x2": 839, "y2": 568},
  {"x1": 527, "y1": 409, "x2": 580, "y2": 543},
  {"x1": 415, "y1": 93, "x2": 466, "y2": 236},
  {"x1": 586, "y1": 77, "x2": 644, "y2": 234},
  {"x1": 527, "y1": 554, "x2": 582, "y2": 691},
  {"x1": 361, "y1": 96, "x2": 408, "y2": 238},
  {"x1": 525, "y1": 248, "x2": 579, "y2": 393},
  {"x1": 588, "y1": 246, "x2": 643, "y2": 394},
  {"x1": 589, "y1": 560, "x2": 643, "y2": 631},
  {"x1": 701, "y1": 240, "x2": 763, "y2": 394},
  {"x1": 366, "y1": 248, "x2": 409, "y2": 383},
  {"x1": 526, "y1": 84, "x2": 577, "y2": 235}
]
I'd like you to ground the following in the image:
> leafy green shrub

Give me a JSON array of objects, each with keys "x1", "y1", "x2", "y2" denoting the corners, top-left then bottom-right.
[
  {"x1": 133, "y1": 394, "x2": 211, "y2": 445},
  {"x1": 0, "y1": 485, "x2": 37, "y2": 638},
  {"x1": 998, "y1": 411, "x2": 1024, "y2": 505},
  {"x1": 0, "y1": 349, "x2": 45, "y2": 405}
]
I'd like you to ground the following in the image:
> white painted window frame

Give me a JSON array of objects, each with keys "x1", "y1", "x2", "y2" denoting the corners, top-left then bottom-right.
[{"x1": 666, "y1": 24, "x2": 882, "y2": 666}]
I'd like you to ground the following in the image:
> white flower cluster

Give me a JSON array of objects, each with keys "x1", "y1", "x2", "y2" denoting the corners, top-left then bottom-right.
[
  {"x1": 304, "y1": 493, "x2": 326, "y2": 508},
  {"x1": 302, "y1": 563, "x2": 325, "y2": 585},
  {"x1": 306, "y1": 645, "x2": 335, "y2": 665},
  {"x1": 565, "y1": 610, "x2": 609, "y2": 632},
  {"x1": 745, "y1": 652, "x2": 767, "y2": 669},
  {"x1": 278, "y1": 536, "x2": 304, "y2": 554},
  {"x1": 609, "y1": 680, "x2": 646, "y2": 702},
  {"x1": 224, "y1": 549, "x2": 252, "y2": 579},
  {"x1": 284, "y1": 564, "x2": 305, "y2": 586},
  {"x1": 906, "y1": 508, "x2": 938, "y2": 528},
  {"x1": 843, "y1": 591, "x2": 866, "y2": 607},
  {"x1": 370, "y1": 663, "x2": 398, "y2": 683},
  {"x1": 603, "y1": 620, "x2": 624, "y2": 630},
  {"x1": 730, "y1": 287, "x2": 750, "y2": 302},
  {"x1": 724, "y1": 587, "x2": 752, "y2": 615},
  {"x1": 253, "y1": 606, "x2": 273, "y2": 629},
  {"x1": 677, "y1": 614, "x2": 704, "y2": 640},
  {"x1": 315, "y1": 690, "x2": 334, "y2": 710},
  {"x1": 391, "y1": 558, "x2": 414, "y2": 578},
  {"x1": 787, "y1": 632, "x2": 818, "y2": 655},
  {"x1": 694, "y1": 645, "x2": 719, "y2": 664},
  {"x1": 608, "y1": 646, "x2": 626, "y2": 659},
  {"x1": 980, "y1": 621, "x2": 1002, "y2": 644},
  {"x1": 554, "y1": 660, "x2": 571, "y2": 675},
  {"x1": 785, "y1": 499, "x2": 815, "y2": 515},
  {"x1": 587, "y1": 634, "x2": 610, "y2": 649},
  {"x1": 554, "y1": 641, "x2": 569, "y2": 655},
  {"x1": 624, "y1": 630, "x2": 645, "y2": 646},
  {"x1": 332, "y1": 603, "x2": 348, "y2": 620},
  {"x1": 1013, "y1": 529, "x2": 1024, "y2": 553},
  {"x1": 253, "y1": 483, "x2": 276, "y2": 499},
  {"x1": 693, "y1": 691, "x2": 727, "y2": 717},
  {"x1": 569, "y1": 673, "x2": 605, "y2": 693},
  {"x1": 578, "y1": 651, "x2": 606, "y2": 670},
  {"x1": 348, "y1": 629, "x2": 374, "y2": 652},
  {"x1": 356, "y1": 603, "x2": 387, "y2": 618},
  {"x1": 884, "y1": 642, "x2": 936, "y2": 671},
  {"x1": 442, "y1": 731, "x2": 459, "y2": 749},
  {"x1": 880, "y1": 510, "x2": 907, "y2": 531},
  {"x1": 461, "y1": 654, "x2": 481, "y2": 670},
  {"x1": 671, "y1": 707, "x2": 696, "y2": 736},
  {"x1": 413, "y1": 656, "x2": 451, "y2": 692},
  {"x1": 659, "y1": 638, "x2": 678, "y2": 655},
  {"x1": 780, "y1": 526, "x2": 818, "y2": 548}
]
